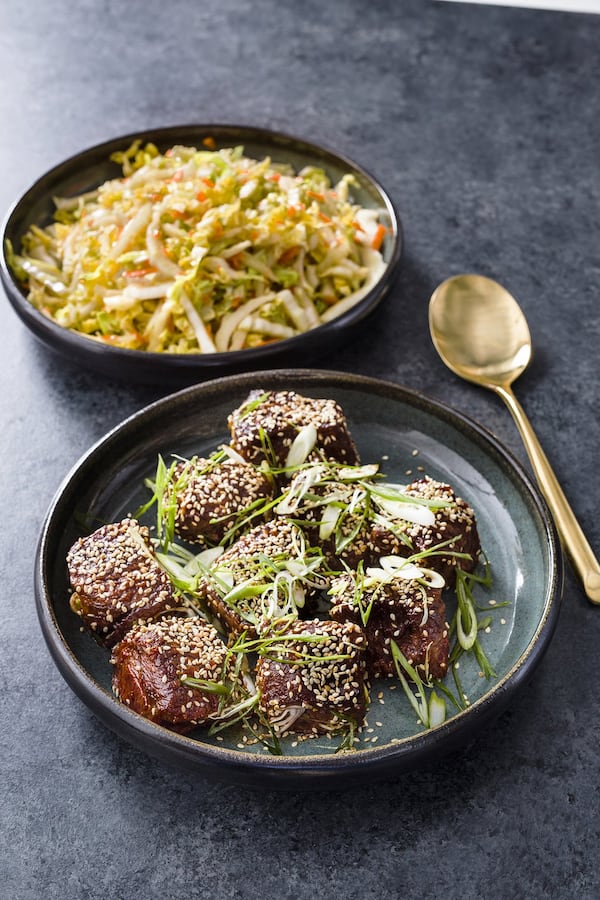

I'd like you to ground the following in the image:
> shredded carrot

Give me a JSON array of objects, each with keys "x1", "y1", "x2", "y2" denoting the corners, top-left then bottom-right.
[
  {"x1": 196, "y1": 190, "x2": 207, "y2": 202},
  {"x1": 201, "y1": 176, "x2": 215, "y2": 188},
  {"x1": 371, "y1": 224, "x2": 387, "y2": 251},
  {"x1": 125, "y1": 267, "x2": 157, "y2": 278},
  {"x1": 278, "y1": 246, "x2": 301, "y2": 265},
  {"x1": 319, "y1": 212, "x2": 332, "y2": 224},
  {"x1": 101, "y1": 331, "x2": 147, "y2": 347},
  {"x1": 307, "y1": 190, "x2": 325, "y2": 201}
]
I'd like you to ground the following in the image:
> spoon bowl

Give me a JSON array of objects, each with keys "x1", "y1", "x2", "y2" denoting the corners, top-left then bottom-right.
[
  {"x1": 429, "y1": 273, "x2": 600, "y2": 604},
  {"x1": 430, "y1": 274, "x2": 533, "y2": 388}
]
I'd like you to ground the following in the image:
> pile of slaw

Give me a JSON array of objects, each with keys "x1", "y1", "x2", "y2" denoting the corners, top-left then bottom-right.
[{"x1": 8, "y1": 140, "x2": 389, "y2": 354}]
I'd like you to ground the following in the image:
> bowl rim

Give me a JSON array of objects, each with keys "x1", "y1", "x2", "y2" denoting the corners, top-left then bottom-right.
[
  {"x1": 34, "y1": 369, "x2": 564, "y2": 787},
  {"x1": 1, "y1": 124, "x2": 403, "y2": 379}
]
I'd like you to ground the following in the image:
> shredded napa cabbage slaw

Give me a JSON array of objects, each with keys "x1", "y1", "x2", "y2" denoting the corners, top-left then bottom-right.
[{"x1": 8, "y1": 140, "x2": 389, "y2": 354}]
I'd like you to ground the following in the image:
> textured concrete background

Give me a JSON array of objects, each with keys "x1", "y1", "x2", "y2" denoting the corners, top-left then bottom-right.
[{"x1": 1, "y1": 1, "x2": 599, "y2": 897}]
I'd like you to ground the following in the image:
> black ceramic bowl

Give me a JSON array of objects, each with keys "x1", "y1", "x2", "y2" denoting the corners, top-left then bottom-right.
[
  {"x1": 0, "y1": 125, "x2": 402, "y2": 385},
  {"x1": 35, "y1": 370, "x2": 563, "y2": 789}
]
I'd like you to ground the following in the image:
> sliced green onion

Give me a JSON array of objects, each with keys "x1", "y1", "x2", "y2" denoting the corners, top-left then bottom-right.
[
  {"x1": 181, "y1": 677, "x2": 230, "y2": 696},
  {"x1": 319, "y1": 502, "x2": 342, "y2": 540},
  {"x1": 373, "y1": 497, "x2": 436, "y2": 527},
  {"x1": 285, "y1": 424, "x2": 317, "y2": 470},
  {"x1": 428, "y1": 691, "x2": 446, "y2": 727},
  {"x1": 455, "y1": 573, "x2": 478, "y2": 651}
]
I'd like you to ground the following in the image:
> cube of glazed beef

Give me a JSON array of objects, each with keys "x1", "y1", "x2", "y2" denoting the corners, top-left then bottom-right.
[
  {"x1": 111, "y1": 615, "x2": 230, "y2": 732},
  {"x1": 197, "y1": 519, "x2": 325, "y2": 637},
  {"x1": 227, "y1": 389, "x2": 360, "y2": 473},
  {"x1": 256, "y1": 618, "x2": 368, "y2": 736},
  {"x1": 398, "y1": 478, "x2": 481, "y2": 588},
  {"x1": 329, "y1": 573, "x2": 449, "y2": 681},
  {"x1": 67, "y1": 518, "x2": 179, "y2": 647},
  {"x1": 169, "y1": 456, "x2": 273, "y2": 546},
  {"x1": 277, "y1": 468, "x2": 402, "y2": 572}
]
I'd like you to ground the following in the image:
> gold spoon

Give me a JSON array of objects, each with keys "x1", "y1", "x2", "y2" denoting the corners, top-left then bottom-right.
[{"x1": 429, "y1": 273, "x2": 600, "y2": 604}]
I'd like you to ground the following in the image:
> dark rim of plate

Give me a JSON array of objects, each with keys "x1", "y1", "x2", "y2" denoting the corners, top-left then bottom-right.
[
  {"x1": 34, "y1": 370, "x2": 563, "y2": 788},
  {"x1": 0, "y1": 125, "x2": 402, "y2": 381}
]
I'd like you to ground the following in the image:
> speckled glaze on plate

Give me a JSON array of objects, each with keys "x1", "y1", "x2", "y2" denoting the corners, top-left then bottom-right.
[
  {"x1": 35, "y1": 370, "x2": 563, "y2": 788},
  {"x1": 0, "y1": 125, "x2": 401, "y2": 385}
]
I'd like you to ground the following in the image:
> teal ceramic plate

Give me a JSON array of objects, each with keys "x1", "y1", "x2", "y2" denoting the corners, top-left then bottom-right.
[{"x1": 35, "y1": 370, "x2": 562, "y2": 787}]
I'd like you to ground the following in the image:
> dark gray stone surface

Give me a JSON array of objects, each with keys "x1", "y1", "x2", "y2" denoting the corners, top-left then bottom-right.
[{"x1": 1, "y1": 1, "x2": 599, "y2": 897}]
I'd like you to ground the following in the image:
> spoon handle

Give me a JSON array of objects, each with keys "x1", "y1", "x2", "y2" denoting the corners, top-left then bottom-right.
[{"x1": 495, "y1": 385, "x2": 600, "y2": 604}]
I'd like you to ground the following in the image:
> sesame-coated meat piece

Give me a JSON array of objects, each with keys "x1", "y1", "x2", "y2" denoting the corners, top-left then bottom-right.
[
  {"x1": 67, "y1": 518, "x2": 179, "y2": 647},
  {"x1": 197, "y1": 519, "x2": 326, "y2": 637},
  {"x1": 227, "y1": 389, "x2": 360, "y2": 473},
  {"x1": 169, "y1": 456, "x2": 273, "y2": 546},
  {"x1": 398, "y1": 478, "x2": 480, "y2": 587},
  {"x1": 256, "y1": 618, "x2": 368, "y2": 736},
  {"x1": 329, "y1": 573, "x2": 449, "y2": 680},
  {"x1": 111, "y1": 615, "x2": 231, "y2": 732}
]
